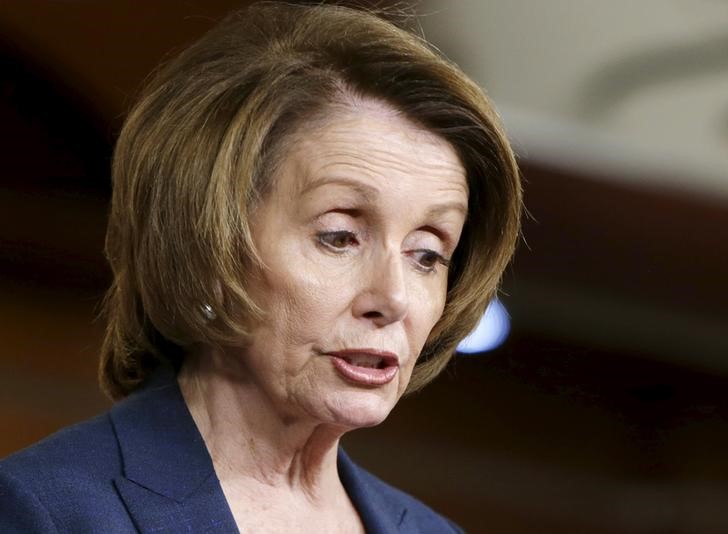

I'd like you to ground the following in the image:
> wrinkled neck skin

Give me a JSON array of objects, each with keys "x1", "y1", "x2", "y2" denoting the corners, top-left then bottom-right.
[{"x1": 177, "y1": 345, "x2": 351, "y2": 510}]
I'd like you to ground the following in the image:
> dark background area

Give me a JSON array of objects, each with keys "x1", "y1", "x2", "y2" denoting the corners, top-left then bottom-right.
[{"x1": 1, "y1": 2, "x2": 727, "y2": 532}]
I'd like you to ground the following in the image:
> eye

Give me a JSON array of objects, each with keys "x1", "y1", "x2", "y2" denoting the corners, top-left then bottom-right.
[
  {"x1": 410, "y1": 249, "x2": 450, "y2": 273},
  {"x1": 317, "y1": 230, "x2": 359, "y2": 251}
]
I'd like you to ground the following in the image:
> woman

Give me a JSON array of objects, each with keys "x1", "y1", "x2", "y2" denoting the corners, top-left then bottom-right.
[{"x1": 0, "y1": 2, "x2": 521, "y2": 532}]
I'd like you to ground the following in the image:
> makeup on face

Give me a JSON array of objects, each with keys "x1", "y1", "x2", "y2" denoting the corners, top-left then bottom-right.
[{"x1": 238, "y1": 99, "x2": 468, "y2": 430}]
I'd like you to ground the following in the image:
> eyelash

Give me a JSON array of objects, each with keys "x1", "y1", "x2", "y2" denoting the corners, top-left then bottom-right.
[
  {"x1": 316, "y1": 230, "x2": 359, "y2": 250},
  {"x1": 315, "y1": 230, "x2": 450, "y2": 274},
  {"x1": 411, "y1": 249, "x2": 451, "y2": 273}
]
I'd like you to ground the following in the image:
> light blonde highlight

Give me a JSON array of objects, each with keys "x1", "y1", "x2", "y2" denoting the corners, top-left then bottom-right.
[{"x1": 100, "y1": 2, "x2": 522, "y2": 399}]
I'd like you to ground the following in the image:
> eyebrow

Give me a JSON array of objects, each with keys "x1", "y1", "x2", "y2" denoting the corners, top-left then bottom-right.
[
  {"x1": 301, "y1": 176, "x2": 468, "y2": 218},
  {"x1": 425, "y1": 201, "x2": 468, "y2": 219},
  {"x1": 299, "y1": 176, "x2": 379, "y2": 201}
]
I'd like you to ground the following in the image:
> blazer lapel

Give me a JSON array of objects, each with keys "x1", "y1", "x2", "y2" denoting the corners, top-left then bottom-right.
[
  {"x1": 110, "y1": 366, "x2": 238, "y2": 533},
  {"x1": 338, "y1": 449, "x2": 413, "y2": 533},
  {"x1": 109, "y1": 366, "x2": 413, "y2": 533}
]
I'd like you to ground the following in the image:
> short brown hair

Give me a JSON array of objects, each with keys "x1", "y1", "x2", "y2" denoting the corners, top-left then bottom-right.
[{"x1": 100, "y1": 1, "x2": 522, "y2": 400}]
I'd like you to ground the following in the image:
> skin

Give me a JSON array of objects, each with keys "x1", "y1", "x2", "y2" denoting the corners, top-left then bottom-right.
[{"x1": 178, "y1": 98, "x2": 468, "y2": 533}]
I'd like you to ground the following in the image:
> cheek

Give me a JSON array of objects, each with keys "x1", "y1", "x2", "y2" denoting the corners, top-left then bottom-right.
[
  {"x1": 260, "y1": 258, "x2": 356, "y2": 342},
  {"x1": 417, "y1": 273, "x2": 448, "y2": 319},
  {"x1": 407, "y1": 282, "x2": 448, "y2": 347}
]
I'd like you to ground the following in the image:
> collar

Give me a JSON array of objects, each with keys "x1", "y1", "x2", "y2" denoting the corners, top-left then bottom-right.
[
  {"x1": 338, "y1": 448, "x2": 411, "y2": 532},
  {"x1": 110, "y1": 364, "x2": 238, "y2": 532},
  {"x1": 110, "y1": 364, "x2": 410, "y2": 533}
]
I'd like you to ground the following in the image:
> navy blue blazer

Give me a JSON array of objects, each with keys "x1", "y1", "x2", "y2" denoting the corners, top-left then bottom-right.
[{"x1": 0, "y1": 367, "x2": 462, "y2": 533}]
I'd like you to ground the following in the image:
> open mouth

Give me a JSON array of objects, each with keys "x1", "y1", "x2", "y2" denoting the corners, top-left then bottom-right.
[
  {"x1": 340, "y1": 353, "x2": 394, "y2": 370},
  {"x1": 327, "y1": 350, "x2": 399, "y2": 386}
]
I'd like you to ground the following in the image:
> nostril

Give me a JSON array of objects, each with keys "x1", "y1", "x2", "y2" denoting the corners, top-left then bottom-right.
[{"x1": 363, "y1": 311, "x2": 384, "y2": 319}]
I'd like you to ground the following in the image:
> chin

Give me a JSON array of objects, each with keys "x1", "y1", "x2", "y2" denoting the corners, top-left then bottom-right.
[{"x1": 321, "y1": 388, "x2": 398, "y2": 430}]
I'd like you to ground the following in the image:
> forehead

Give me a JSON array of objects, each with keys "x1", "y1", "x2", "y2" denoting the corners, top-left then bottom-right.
[{"x1": 277, "y1": 101, "x2": 468, "y2": 204}]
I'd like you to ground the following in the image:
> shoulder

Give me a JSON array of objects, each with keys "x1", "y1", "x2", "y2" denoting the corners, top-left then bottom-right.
[
  {"x1": 338, "y1": 449, "x2": 464, "y2": 533},
  {"x1": 1, "y1": 412, "x2": 118, "y2": 487},
  {"x1": 355, "y1": 465, "x2": 463, "y2": 533},
  {"x1": 0, "y1": 411, "x2": 133, "y2": 532}
]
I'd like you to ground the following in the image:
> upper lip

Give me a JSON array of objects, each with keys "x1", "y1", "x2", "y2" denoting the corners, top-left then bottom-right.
[{"x1": 326, "y1": 348, "x2": 399, "y2": 367}]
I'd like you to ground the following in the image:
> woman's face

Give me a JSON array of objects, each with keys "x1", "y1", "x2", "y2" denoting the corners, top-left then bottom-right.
[{"x1": 239, "y1": 100, "x2": 468, "y2": 430}]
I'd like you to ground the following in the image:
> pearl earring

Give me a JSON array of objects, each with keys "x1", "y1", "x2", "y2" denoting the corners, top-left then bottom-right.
[{"x1": 200, "y1": 303, "x2": 216, "y2": 321}]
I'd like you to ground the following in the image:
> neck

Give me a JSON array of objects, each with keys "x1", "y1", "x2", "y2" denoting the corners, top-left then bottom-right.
[{"x1": 177, "y1": 345, "x2": 348, "y2": 503}]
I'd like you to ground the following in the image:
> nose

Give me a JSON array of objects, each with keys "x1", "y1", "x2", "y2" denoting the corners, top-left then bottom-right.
[{"x1": 352, "y1": 249, "x2": 409, "y2": 326}]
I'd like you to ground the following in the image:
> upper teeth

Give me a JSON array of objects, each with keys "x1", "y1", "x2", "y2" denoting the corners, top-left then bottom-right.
[{"x1": 346, "y1": 355, "x2": 382, "y2": 368}]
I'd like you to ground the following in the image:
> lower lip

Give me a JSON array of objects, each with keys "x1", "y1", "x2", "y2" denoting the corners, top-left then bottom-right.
[{"x1": 330, "y1": 356, "x2": 398, "y2": 386}]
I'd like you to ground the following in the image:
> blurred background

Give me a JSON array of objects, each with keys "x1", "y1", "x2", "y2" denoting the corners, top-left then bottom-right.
[{"x1": 1, "y1": 1, "x2": 727, "y2": 532}]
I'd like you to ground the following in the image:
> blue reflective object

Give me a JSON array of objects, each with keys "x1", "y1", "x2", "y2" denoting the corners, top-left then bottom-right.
[{"x1": 456, "y1": 298, "x2": 510, "y2": 354}]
